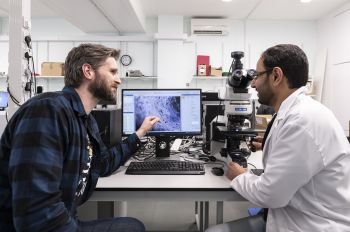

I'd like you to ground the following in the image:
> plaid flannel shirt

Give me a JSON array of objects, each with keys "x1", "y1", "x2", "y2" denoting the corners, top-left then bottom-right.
[{"x1": 0, "y1": 87, "x2": 141, "y2": 231}]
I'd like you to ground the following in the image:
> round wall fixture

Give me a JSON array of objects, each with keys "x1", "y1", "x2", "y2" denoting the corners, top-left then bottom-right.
[{"x1": 120, "y1": 54, "x2": 132, "y2": 66}]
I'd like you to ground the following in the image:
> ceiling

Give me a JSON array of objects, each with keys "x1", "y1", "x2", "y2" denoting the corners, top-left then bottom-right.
[{"x1": 0, "y1": 0, "x2": 349, "y2": 34}]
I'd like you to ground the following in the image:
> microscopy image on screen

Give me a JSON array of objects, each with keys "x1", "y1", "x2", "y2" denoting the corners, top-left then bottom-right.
[{"x1": 135, "y1": 96, "x2": 181, "y2": 131}]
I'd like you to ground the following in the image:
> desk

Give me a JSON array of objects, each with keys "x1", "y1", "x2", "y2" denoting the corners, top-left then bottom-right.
[
  {"x1": 90, "y1": 164, "x2": 246, "y2": 231},
  {"x1": 90, "y1": 151, "x2": 262, "y2": 231}
]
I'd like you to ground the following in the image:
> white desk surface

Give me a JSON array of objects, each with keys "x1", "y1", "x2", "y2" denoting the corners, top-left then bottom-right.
[
  {"x1": 96, "y1": 165, "x2": 231, "y2": 189},
  {"x1": 91, "y1": 151, "x2": 262, "y2": 202},
  {"x1": 92, "y1": 164, "x2": 245, "y2": 202}
]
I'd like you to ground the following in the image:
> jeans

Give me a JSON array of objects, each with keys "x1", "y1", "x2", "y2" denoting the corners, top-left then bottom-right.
[{"x1": 78, "y1": 217, "x2": 145, "y2": 232}]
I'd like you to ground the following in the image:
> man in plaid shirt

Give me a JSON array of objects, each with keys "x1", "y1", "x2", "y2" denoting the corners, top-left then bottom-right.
[{"x1": 0, "y1": 43, "x2": 159, "y2": 232}]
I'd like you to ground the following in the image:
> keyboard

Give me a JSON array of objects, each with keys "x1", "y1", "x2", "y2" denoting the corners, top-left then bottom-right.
[{"x1": 125, "y1": 160, "x2": 205, "y2": 175}]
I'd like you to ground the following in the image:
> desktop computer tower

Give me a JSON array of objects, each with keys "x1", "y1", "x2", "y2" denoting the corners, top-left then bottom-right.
[
  {"x1": 202, "y1": 91, "x2": 221, "y2": 102},
  {"x1": 201, "y1": 92, "x2": 225, "y2": 154},
  {"x1": 203, "y1": 104, "x2": 225, "y2": 142},
  {"x1": 210, "y1": 115, "x2": 226, "y2": 156},
  {"x1": 91, "y1": 108, "x2": 122, "y2": 148}
]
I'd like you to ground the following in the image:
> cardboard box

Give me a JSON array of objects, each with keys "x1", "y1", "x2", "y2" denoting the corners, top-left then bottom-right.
[
  {"x1": 255, "y1": 115, "x2": 272, "y2": 130},
  {"x1": 41, "y1": 62, "x2": 64, "y2": 76},
  {"x1": 255, "y1": 115, "x2": 272, "y2": 137},
  {"x1": 197, "y1": 64, "x2": 207, "y2": 76},
  {"x1": 211, "y1": 67, "x2": 222, "y2": 77}
]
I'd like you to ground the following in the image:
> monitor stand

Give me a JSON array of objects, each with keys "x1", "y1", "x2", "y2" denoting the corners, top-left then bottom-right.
[{"x1": 155, "y1": 136, "x2": 170, "y2": 158}]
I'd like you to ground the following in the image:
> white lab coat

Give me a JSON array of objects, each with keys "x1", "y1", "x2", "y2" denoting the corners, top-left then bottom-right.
[{"x1": 232, "y1": 87, "x2": 350, "y2": 232}]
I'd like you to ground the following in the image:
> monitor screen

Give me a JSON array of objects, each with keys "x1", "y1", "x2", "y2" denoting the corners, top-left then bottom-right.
[
  {"x1": 0, "y1": 91, "x2": 9, "y2": 110},
  {"x1": 122, "y1": 89, "x2": 202, "y2": 136}
]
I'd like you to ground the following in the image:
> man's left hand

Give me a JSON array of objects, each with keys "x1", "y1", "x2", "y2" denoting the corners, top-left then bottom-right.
[{"x1": 226, "y1": 162, "x2": 247, "y2": 180}]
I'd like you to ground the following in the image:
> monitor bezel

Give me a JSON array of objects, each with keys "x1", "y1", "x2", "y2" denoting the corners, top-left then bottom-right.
[
  {"x1": 121, "y1": 88, "x2": 202, "y2": 137},
  {"x1": 0, "y1": 91, "x2": 9, "y2": 110}
]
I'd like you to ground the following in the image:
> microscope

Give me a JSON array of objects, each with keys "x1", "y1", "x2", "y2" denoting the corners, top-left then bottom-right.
[{"x1": 213, "y1": 51, "x2": 258, "y2": 168}]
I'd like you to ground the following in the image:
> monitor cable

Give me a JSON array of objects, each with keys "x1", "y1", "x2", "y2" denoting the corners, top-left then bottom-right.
[
  {"x1": 5, "y1": 110, "x2": 9, "y2": 123},
  {"x1": 7, "y1": 86, "x2": 21, "y2": 107},
  {"x1": 24, "y1": 35, "x2": 37, "y2": 96},
  {"x1": 31, "y1": 56, "x2": 37, "y2": 94},
  {"x1": 24, "y1": 52, "x2": 32, "y2": 97},
  {"x1": 133, "y1": 136, "x2": 156, "y2": 161}
]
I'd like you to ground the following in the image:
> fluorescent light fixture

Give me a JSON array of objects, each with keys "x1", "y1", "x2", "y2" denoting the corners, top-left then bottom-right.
[
  {"x1": 300, "y1": 0, "x2": 312, "y2": 3},
  {"x1": 222, "y1": 0, "x2": 232, "y2": 2}
]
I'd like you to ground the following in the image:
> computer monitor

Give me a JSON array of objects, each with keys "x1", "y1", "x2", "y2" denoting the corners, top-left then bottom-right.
[
  {"x1": 122, "y1": 89, "x2": 202, "y2": 157},
  {"x1": 98, "y1": 98, "x2": 116, "y2": 107},
  {"x1": 0, "y1": 91, "x2": 9, "y2": 110}
]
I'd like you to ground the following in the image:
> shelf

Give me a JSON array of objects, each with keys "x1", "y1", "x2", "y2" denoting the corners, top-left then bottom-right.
[
  {"x1": 121, "y1": 76, "x2": 157, "y2": 80},
  {"x1": 36, "y1": 76, "x2": 64, "y2": 79},
  {"x1": 36, "y1": 76, "x2": 157, "y2": 80},
  {"x1": 0, "y1": 35, "x2": 155, "y2": 42},
  {"x1": 193, "y1": 76, "x2": 226, "y2": 80}
]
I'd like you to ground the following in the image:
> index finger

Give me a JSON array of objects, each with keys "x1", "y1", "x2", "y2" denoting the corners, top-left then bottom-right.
[
  {"x1": 151, "y1": 116, "x2": 160, "y2": 122},
  {"x1": 147, "y1": 116, "x2": 157, "y2": 120}
]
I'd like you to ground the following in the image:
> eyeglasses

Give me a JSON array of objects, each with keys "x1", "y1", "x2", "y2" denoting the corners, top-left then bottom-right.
[{"x1": 252, "y1": 70, "x2": 272, "y2": 80}]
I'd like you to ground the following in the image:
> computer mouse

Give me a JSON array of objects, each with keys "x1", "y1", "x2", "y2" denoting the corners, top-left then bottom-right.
[{"x1": 211, "y1": 167, "x2": 224, "y2": 176}]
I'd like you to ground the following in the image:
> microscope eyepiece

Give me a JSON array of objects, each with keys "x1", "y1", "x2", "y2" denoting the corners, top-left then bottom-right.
[{"x1": 228, "y1": 51, "x2": 254, "y2": 90}]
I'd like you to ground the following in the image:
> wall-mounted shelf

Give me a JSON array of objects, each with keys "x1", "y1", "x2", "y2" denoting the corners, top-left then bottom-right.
[
  {"x1": 120, "y1": 76, "x2": 157, "y2": 89},
  {"x1": 35, "y1": 75, "x2": 158, "y2": 92},
  {"x1": 121, "y1": 76, "x2": 157, "y2": 80},
  {"x1": 36, "y1": 76, "x2": 64, "y2": 79},
  {"x1": 0, "y1": 35, "x2": 155, "y2": 42},
  {"x1": 36, "y1": 76, "x2": 157, "y2": 80},
  {"x1": 192, "y1": 76, "x2": 226, "y2": 80}
]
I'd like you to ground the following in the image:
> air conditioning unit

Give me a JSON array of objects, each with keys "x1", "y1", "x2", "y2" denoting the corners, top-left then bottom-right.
[{"x1": 191, "y1": 18, "x2": 229, "y2": 36}]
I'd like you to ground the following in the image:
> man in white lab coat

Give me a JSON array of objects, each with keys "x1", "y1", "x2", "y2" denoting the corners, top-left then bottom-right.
[{"x1": 206, "y1": 44, "x2": 350, "y2": 232}]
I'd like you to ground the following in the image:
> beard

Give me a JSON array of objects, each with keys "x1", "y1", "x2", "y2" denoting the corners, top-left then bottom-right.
[
  {"x1": 88, "y1": 72, "x2": 117, "y2": 103},
  {"x1": 257, "y1": 81, "x2": 273, "y2": 106}
]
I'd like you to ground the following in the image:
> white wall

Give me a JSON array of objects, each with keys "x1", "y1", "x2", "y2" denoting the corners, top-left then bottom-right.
[
  {"x1": 0, "y1": 17, "x2": 9, "y2": 35},
  {"x1": 316, "y1": 2, "x2": 350, "y2": 135},
  {"x1": 1, "y1": 17, "x2": 317, "y2": 76},
  {"x1": 156, "y1": 15, "x2": 188, "y2": 88},
  {"x1": 189, "y1": 19, "x2": 317, "y2": 73},
  {"x1": 1, "y1": 16, "x2": 320, "y2": 106},
  {"x1": 185, "y1": 19, "x2": 317, "y2": 92},
  {"x1": 245, "y1": 20, "x2": 317, "y2": 74},
  {"x1": 0, "y1": 41, "x2": 9, "y2": 81}
]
